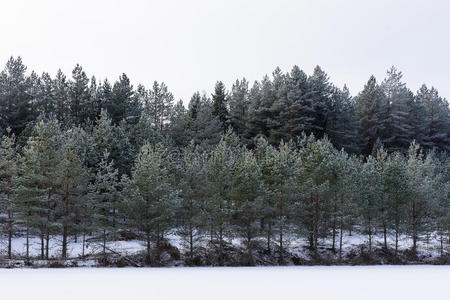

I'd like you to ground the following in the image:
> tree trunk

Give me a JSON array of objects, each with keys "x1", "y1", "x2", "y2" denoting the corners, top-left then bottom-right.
[
  {"x1": 45, "y1": 230, "x2": 50, "y2": 260},
  {"x1": 368, "y1": 213, "x2": 372, "y2": 254},
  {"x1": 339, "y1": 217, "x2": 343, "y2": 261},
  {"x1": 26, "y1": 218, "x2": 30, "y2": 260},
  {"x1": 395, "y1": 223, "x2": 399, "y2": 257},
  {"x1": 188, "y1": 199, "x2": 193, "y2": 261},
  {"x1": 82, "y1": 232, "x2": 86, "y2": 257},
  {"x1": 332, "y1": 194, "x2": 337, "y2": 252},
  {"x1": 62, "y1": 184, "x2": 69, "y2": 259},
  {"x1": 146, "y1": 228, "x2": 151, "y2": 264},
  {"x1": 45, "y1": 188, "x2": 52, "y2": 260},
  {"x1": 40, "y1": 232, "x2": 45, "y2": 259},
  {"x1": 314, "y1": 193, "x2": 319, "y2": 250},
  {"x1": 412, "y1": 201, "x2": 417, "y2": 253},
  {"x1": 103, "y1": 228, "x2": 107, "y2": 260},
  {"x1": 279, "y1": 196, "x2": 283, "y2": 264},
  {"x1": 383, "y1": 221, "x2": 387, "y2": 249},
  {"x1": 7, "y1": 192, "x2": 12, "y2": 259},
  {"x1": 247, "y1": 223, "x2": 253, "y2": 265}
]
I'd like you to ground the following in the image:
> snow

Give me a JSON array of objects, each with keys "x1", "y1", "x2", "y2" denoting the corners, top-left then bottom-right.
[
  {"x1": 0, "y1": 236, "x2": 146, "y2": 259},
  {"x1": 1, "y1": 228, "x2": 447, "y2": 261},
  {"x1": 0, "y1": 266, "x2": 449, "y2": 300}
]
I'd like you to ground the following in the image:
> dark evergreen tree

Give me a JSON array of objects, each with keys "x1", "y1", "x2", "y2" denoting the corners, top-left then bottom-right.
[
  {"x1": 0, "y1": 128, "x2": 19, "y2": 258},
  {"x1": 0, "y1": 56, "x2": 33, "y2": 135},
  {"x1": 107, "y1": 73, "x2": 137, "y2": 125},
  {"x1": 228, "y1": 78, "x2": 249, "y2": 139},
  {"x1": 416, "y1": 85, "x2": 450, "y2": 152},
  {"x1": 69, "y1": 64, "x2": 92, "y2": 125},
  {"x1": 355, "y1": 76, "x2": 385, "y2": 155},
  {"x1": 379, "y1": 67, "x2": 414, "y2": 153},
  {"x1": 327, "y1": 86, "x2": 361, "y2": 153},
  {"x1": 212, "y1": 81, "x2": 229, "y2": 131},
  {"x1": 308, "y1": 66, "x2": 332, "y2": 138},
  {"x1": 278, "y1": 65, "x2": 315, "y2": 140}
]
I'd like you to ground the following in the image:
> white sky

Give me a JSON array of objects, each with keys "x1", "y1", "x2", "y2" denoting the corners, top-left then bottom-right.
[{"x1": 0, "y1": 0, "x2": 449, "y2": 102}]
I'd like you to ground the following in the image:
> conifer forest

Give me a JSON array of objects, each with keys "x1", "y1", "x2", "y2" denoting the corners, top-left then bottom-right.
[{"x1": 0, "y1": 56, "x2": 449, "y2": 267}]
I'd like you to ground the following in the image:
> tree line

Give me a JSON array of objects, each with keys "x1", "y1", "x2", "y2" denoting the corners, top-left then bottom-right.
[{"x1": 0, "y1": 56, "x2": 449, "y2": 265}]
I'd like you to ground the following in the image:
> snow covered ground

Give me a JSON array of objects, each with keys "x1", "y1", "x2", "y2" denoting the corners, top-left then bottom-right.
[
  {"x1": 0, "y1": 266, "x2": 449, "y2": 300},
  {"x1": 1, "y1": 229, "x2": 446, "y2": 261}
]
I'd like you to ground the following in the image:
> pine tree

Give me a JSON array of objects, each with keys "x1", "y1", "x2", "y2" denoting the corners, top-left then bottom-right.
[
  {"x1": 16, "y1": 146, "x2": 44, "y2": 260},
  {"x1": 228, "y1": 79, "x2": 250, "y2": 139},
  {"x1": 69, "y1": 64, "x2": 91, "y2": 126},
  {"x1": 206, "y1": 132, "x2": 236, "y2": 265},
  {"x1": 354, "y1": 76, "x2": 385, "y2": 155},
  {"x1": 379, "y1": 67, "x2": 414, "y2": 153},
  {"x1": 123, "y1": 143, "x2": 177, "y2": 264},
  {"x1": 331, "y1": 151, "x2": 360, "y2": 259},
  {"x1": 176, "y1": 143, "x2": 207, "y2": 263},
  {"x1": 57, "y1": 147, "x2": 88, "y2": 259},
  {"x1": 296, "y1": 135, "x2": 335, "y2": 250},
  {"x1": 34, "y1": 72, "x2": 56, "y2": 118},
  {"x1": 212, "y1": 81, "x2": 229, "y2": 131},
  {"x1": 327, "y1": 86, "x2": 361, "y2": 153},
  {"x1": 308, "y1": 66, "x2": 332, "y2": 139},
  {"x1": 145, "y1": 81, "x2": 174, "y2": 132},
  {"x1": 0, "y1": 128, "x2": 19, "y2": 258},
  {"x1": 247, "y1": 76, "x2": 277, "y2": 144},
  {"x1": 53, "y1": 69, "x2": 70, "y2": 123},
  {"x1": 88, "y1": 151, "x2": 120, "y2": 260},
  {"x1": 21, "y1": 119, "x2": 62, "y2": 259},
  {"x1": 185, "y1": 92, "x2": 223, "y2": 148},
  {"x1": 0, "y1": 56, "x2": 33, "y2": 135},
  {"x1": 416, "y1": 85, "x2": 450, "y2": 152},
  {"x1": 107, "y1": 73, "x2": 137, "y2": 125},
  {"x1": 91, "y1": 109, "x2": 133, "y2": 176},
  {"x1": 268, "y1": 67, "x2": 288, "y2": 144},
  {"x1": 89, "y1": 76, "x2": 102, "y2": 121},
  {"x1": 405, "y1": 142, "x2": 437, "y2": 252},
  {"x1": 358, "y1": 155, "x2": 382, "y2": 253},
  {"x1": 271, "y1": 141, "x2": 296, "y2": 262},
  {"x1": 188, "y1": 92, "x2": 202, "y2": 120},
  {"x1": 381, "y1": 152, "x2": 409, "y2": 256},
  {"x1": 278, "y1": 65, "x2": 315, "y2": 140},
  {"x1": 230, "y1": 148, "x2": 264, "y2": 264},
  {"x1": 168, "y1": 100, "x2": 189, "y2": 147}
]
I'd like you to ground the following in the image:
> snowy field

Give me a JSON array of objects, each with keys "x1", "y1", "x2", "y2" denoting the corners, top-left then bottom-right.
[{"x1": 0, "y1": 266, "x2": 449, "y2": 300}]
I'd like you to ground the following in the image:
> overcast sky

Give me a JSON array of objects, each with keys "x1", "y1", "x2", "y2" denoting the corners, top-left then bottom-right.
[{"x1": 0, "y1": 0, "x2": 449, "y2": 102}]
